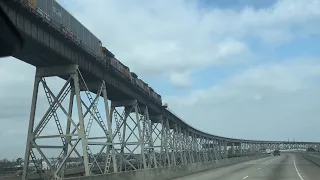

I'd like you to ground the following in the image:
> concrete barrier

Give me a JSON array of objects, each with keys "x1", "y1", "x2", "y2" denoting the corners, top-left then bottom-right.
[
  {"x1": 299, "y1": 152, "x2": 320, "y2": 166},
  {"x1": 63, "y1": 154, "x2": 269, "y2": 180}
]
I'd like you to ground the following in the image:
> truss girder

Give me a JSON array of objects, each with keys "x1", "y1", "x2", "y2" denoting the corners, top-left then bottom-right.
[
  {"x1": 21, "y1": 65, "x2": 320, "y2": 179},
  {"x1": 22, "y1": 65, "x2": 114, "y2": 180}
]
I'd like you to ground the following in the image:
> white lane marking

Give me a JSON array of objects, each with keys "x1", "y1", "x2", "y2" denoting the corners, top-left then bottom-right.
[
  {"x1": 294, "y1": 159, "x2": 304, "y2": 180},
  {"x1": 243, "y1": 176, "x2": 249, "y2": 179}
]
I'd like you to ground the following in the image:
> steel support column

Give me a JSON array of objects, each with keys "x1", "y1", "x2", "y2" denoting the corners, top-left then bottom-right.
[{"x1": 22, "y1": 65, "x2": 107, "y2": 180}]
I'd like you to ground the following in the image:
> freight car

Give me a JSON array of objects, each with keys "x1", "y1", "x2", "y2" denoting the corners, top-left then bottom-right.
[
  {"x1": 122, "y1": 65, "x2": 131, "y2": 81},
  {"x1": 110, "y1": 58, "x2": 125, "y2": 80},
  {"x1": 28, "y1": 0, "x2": 102, "y2": 57},
  {"x1": 149, "y1": 87, "x2": 157, "y2": 101},
  {"x1": 130, "y1": 72, "x2": 138, "y2": 84},
  {"x1": 136, "y1": 78, "x2": 144, "y2": 91},
  {"x1": 25, "y1": 0, "x2": 164, "y2": 106},
  {"x1": 140, "y1": 81, "x2": 149, "y2": 96},
  {"x1": 101, "y1": 46, "x2": 113, "y2": 65},
  {"x1": 102, "y1": 46, "x2": 115, "y2": 59},
  {"x1": 157, "y1": 94, "x2": 162, "y2": 104}
]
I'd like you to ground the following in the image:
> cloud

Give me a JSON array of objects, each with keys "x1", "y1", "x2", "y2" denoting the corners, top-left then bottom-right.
[
  {"x1": 170, "y1": 71, "x2": 192, "y2": 88},
  {"x1": 57, "y1": 0, "x2": 254, "y2": 82},
  {"x1": 165, "y1": 59, "x2": 320, "y2": 141},
  {"x1": 53, "y1": 0, "x2": 320, "y2": 87}
]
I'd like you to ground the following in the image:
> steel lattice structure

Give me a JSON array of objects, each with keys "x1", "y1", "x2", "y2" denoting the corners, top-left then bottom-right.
[
  {"x1": 0, "y1": 1, "x2": 319, "y2": 180},
  {"x1": 20, "y1": 65, "x2": 320, "y2": 180}
]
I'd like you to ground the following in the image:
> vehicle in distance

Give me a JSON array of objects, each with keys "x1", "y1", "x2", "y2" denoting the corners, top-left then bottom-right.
[
  {"x1": 265, "y1": 149, "x2": 271, "y2": 154},
  {"x1": 273, "y1": 149, "x2": 281, "y2": 156}
]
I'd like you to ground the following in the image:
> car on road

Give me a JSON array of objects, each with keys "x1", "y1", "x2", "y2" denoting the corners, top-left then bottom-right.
[{"x1": 273, "y1": 149, "x2": 281, "y2": 156}]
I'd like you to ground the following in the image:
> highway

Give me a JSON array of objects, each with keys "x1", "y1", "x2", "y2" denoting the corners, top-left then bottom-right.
[{"x1": 173, "y1": 153, "x2": 320, "y2": 180}]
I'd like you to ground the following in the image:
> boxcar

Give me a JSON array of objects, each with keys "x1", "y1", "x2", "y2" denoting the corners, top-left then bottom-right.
[
  {"x1": 34, "y1": 0, "x2": 102, "y2": 56},
  {"x1": 123, "y1": 65, "x2": 131, "y2": 81},
  {"x1": 157, "y1": 94, "x2": 162, "y2": 105},
  {"x1": 136, "y1": 79, "x2": 144, "y2": 91},
  {"x1": 102, "y1": 46, "x2": 115, "y2": 59},
  {"x1": 130, "y1": 72, "x2": 138, "y2": 83},
  {"x1": 149, "y1": 88, "x2": 156, "y2": 101},
  {"x1": 110, "y1": 57, "x2": 119, "y2": 71},
  {"x1": 142, "y1": 82, "x2": 150, "y2": 96}
]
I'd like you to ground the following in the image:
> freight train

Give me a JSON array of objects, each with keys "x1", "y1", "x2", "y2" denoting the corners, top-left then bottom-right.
[{"x1": 22, "y1": 0, "x2": 163, "y2": 106}]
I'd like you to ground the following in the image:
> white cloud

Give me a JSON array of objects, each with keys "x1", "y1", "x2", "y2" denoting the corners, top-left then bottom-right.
[
  {"x1": 165, "y1": 59, "x2": 320, "y2": 141},
  {"x1": 170, "y1": 71, "x2": 192, "y2": 88},
  {"x1": 53, "y1": 0, "x2": 320, "y2": 85},
  {"x1": 57, "y1": 0, "x2": 255, "y2": 80}
]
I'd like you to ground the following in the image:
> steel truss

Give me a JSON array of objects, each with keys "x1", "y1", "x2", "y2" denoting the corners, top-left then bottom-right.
[
  {"x1": 21, "y1": 66, "x2": 320, "y2": 180},
  {"x1": 22, "y1": 65, "x2": 113, "y2": 180}
]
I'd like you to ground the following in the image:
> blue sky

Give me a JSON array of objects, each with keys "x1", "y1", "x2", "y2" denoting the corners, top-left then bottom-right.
[{"x1": 1, "y1": 0, "x2": 320, "y2": 159}]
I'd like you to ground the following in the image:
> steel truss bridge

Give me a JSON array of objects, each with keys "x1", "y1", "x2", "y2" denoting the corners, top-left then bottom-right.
[{"x1": 0, "y1": 1, "x2": 319, "y2": 180}]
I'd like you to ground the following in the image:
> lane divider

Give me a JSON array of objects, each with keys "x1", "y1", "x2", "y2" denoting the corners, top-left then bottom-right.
[
  {"x1": 294, "y1": 158, "x2": 304, "y2": 180},
  {"x1": 243, "y1": 175, "x2": 249, "y2": 179}
]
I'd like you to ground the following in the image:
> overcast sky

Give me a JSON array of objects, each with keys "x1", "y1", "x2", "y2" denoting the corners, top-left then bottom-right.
[{"x1": 1, "y1": 0, "x2": 320, "y2": 159}]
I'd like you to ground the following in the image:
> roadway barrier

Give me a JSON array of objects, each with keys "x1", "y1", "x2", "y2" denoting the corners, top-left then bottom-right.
[
  {"x1": 63, "y1": 154, "x2": 270, "y2": 180},
  {"x1": 299, "y1": 151, "x2": 320, "y2": 166}
]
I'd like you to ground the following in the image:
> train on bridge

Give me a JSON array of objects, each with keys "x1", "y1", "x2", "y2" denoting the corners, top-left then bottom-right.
[
  {"x1": 2, "y1": 1, "x2": 320, "y2": 180},
  {"x1": 21, "y1": 0, "x2": 163, "y2": 106}
]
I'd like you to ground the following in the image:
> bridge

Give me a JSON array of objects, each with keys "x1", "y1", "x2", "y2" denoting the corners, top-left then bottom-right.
[{"x1": 0, "y1": 0, "x2": 320, "y2": 180}]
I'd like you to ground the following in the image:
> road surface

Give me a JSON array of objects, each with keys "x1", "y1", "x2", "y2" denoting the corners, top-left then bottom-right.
[{"x1": 173, "y1": 153, "x2": 320, "y2": 180}]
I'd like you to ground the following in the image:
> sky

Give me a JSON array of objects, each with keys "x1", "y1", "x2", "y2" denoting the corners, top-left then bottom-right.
[{"x1": 1, "y1": 0, "x2": 320, "y2": 159}]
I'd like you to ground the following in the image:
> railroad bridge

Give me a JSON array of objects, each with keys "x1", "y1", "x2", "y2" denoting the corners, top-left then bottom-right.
[{"x1": 0, "y1": 1, "x2": 320, "y2": 180}]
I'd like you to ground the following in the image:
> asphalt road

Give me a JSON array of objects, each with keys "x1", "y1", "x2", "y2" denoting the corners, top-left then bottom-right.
[{"x1": 173, "y1": 153, "x2": 320, "y2": 180}]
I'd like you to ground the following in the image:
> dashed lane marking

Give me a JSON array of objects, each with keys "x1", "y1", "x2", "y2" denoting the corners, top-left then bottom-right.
[{"x1": 243, "y1": 175, "x2": 249, "y2": 179}]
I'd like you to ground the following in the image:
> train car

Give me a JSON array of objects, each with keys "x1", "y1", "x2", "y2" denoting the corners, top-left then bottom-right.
[
  {"x1": 34, "y1": 0, "x2": 102, "y2": 56},
  {"x1": 116, "y1": 61, "x2": 130, "y2": 81},
  {"x1": 102, "y1": 46, "x2": 115, "y2": 59},
  {"x1": 100, "y1": 46, "x2": 112, "y2": 65},
  {"x1": 35, "y1": 5, "x2": 51, "y2": 22},
  {"x1": 154, "y1": 92, "x2": 158, "y2": 101},
  {"x1": 149, "y1": 87, "x2": 154, "y2": 97},
  {"x1": 136, "y1": 79, "x2": 144, "y2": 91},
  {"x1": 110, "y1": 58, "x2": 123, "y2": 77},
  {"x1": 142, "y1": 82, "x2": 150, "y2": 96},
  {"x1": 122, "y1": 65, "x2": 131, "y2": 81},
  {"x1": 27, "y1": 0, "x2": 37, "y2": 10},
  {"x1": 158, "y1": 93, "x2": 162, "y2": 104},
  {"x1": 110, "y1": 57, "x2": 119, "y2": 71},
  {"x1": 149, "y1": 87, "x2": 157, "y2": 101},
  {"x1": 99, "y1": 41, "x2": 103, "y2": 56},
  {"x1": 157, "y1": 94, "x2": 162, "y2": 105},
  {"x1": 131, "y1": 72, "x2": 138, "y2": 78},
  {"x1": 118, "y1": 61, "x2": 124, "y2": 75},
  {"x1": 130, "y1": 72, "x2": 138, "y2": 83}
]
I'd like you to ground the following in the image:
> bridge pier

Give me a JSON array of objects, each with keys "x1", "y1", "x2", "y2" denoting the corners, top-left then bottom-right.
[
  {"x1": 109, "y1": 100, "x2": 160, "y2": 172},
  {"x1": 22, "y1": 65, "x2": 115, "y2": 180}
]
